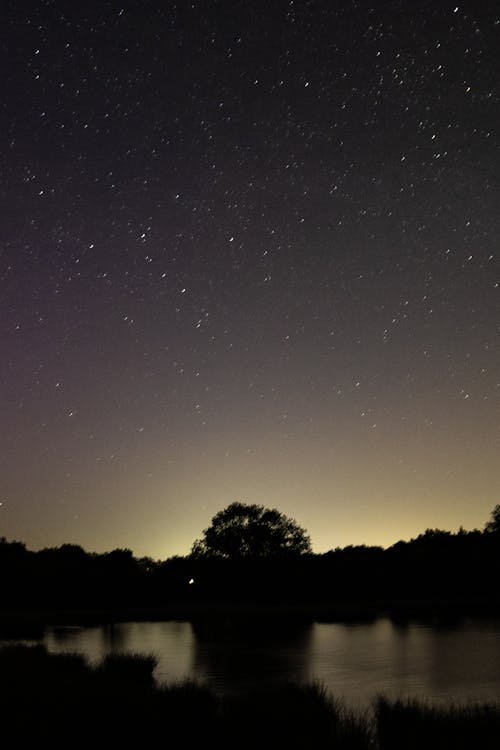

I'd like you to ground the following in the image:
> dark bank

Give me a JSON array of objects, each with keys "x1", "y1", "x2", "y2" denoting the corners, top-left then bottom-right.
[{"x1": 2, "y1": 644, "x2": 500, "y2": 749}]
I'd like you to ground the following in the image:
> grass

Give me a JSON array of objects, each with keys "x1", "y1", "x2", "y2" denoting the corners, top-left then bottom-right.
[
  {"x1": 97, "y1": 651, "x2": 158, "y2": 684},
  {"x1": 221, "y1": 680, "x2": 373, "y2": 749},
  {"x1": 1, "y1": 644, "x2": 499, "y2": 748},
  {"x1": 374, "y1": 694, "x2": 500, "y2": 750}
]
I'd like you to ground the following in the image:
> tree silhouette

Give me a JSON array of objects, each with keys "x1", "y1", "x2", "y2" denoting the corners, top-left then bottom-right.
[
  {"x1": 191, "y1": 501, "x2": 311, "y2": 558},
  {"x1": 485, "y1": 504, "x2": 500, "y2": 535}
]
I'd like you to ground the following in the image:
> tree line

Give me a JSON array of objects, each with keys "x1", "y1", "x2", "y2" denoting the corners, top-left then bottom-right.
[{"x1": 1, "y1": 503, "x2": 500, "y2": 619}]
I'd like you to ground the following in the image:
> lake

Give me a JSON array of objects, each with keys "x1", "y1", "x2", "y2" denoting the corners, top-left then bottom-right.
[{"x1": 13, "y1": 616, "x2": 500, "y2": 707}]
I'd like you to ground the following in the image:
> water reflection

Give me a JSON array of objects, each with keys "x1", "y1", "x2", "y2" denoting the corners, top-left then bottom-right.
[
  {"x1": 45, "y1": 625, "x2": 109, "y2": 664},
  {"x1": 190, "y1": 616, "x2": 314, "y2": 693},
  {"x1": 8, "y1": 616, "x2": 500, "y2": 707},
  {"x1": 427, "y1": 623, "x2": 500, "y2": 701},
  {"x1": 307, "y1": 618, "x2": 500, "y2": 706}
]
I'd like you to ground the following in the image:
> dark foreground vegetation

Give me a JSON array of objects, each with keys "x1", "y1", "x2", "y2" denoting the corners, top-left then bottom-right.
[
  {"x1": 2, "y1": 514, "x2": 500, "y2": 630},
  {"x1": 1, "y1": 644, "x2": 499, "y2": 749}
]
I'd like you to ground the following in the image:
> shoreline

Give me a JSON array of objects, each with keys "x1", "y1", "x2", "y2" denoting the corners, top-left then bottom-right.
[{"x1": 2, "y1": 599, "x2": 500, "y2": 637}]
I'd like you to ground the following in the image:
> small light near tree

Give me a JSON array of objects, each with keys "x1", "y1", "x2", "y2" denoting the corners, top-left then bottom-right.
[{"x1": 188, "y1": 578, "x2": 195, "y2": 585}]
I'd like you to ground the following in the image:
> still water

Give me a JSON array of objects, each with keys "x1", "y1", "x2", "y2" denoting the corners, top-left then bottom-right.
[{"x1": 29, "y1": 617, "x2": 500, "y2": 706}]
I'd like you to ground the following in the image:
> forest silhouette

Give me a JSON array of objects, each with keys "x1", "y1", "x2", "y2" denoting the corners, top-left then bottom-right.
[{"x1": 2, "y1": 504, "x2": 500, "y2": 626}]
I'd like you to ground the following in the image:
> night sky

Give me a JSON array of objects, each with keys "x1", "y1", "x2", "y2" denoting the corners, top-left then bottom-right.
[{"x1": 2, "y1": 0, "x2": 499, "y2": 559}]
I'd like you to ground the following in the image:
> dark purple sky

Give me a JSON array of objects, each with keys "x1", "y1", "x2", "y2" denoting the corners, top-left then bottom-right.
[{"x1": 1, "y1": 0, "x2": 499, "y2": 558}]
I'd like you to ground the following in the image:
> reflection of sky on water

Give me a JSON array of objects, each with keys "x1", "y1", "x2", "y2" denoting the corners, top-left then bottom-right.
[
  {"x1": 309, "y1": 618, "x2": 500, "y2": 706},
  {"x1": 45, "y1": 625, "x2": 108, "y2": 665},
  {"x1": 426, "y1": 622, "x2": 500, "y2": 703},
  {"x1": 44, "y1": 621, "x2": 196, "y2": 683},
  {"x1": 11, "y1": 617, "x2": 500, "y2": 707}
]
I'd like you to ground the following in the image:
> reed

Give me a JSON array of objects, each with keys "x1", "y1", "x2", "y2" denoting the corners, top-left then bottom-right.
[{"x1": 374, "y1": 695, "x2": 500, "y2": 750}]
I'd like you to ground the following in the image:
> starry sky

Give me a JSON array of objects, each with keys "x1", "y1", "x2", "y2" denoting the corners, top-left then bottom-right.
[{"x1": 1, "y1": 0, "x2": 499, "y2": 559}]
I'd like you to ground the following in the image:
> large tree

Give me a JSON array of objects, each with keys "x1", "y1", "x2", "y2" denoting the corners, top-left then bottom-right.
[{"x1": 191, "y1": 501, "x2": 311, "y2": 558}]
